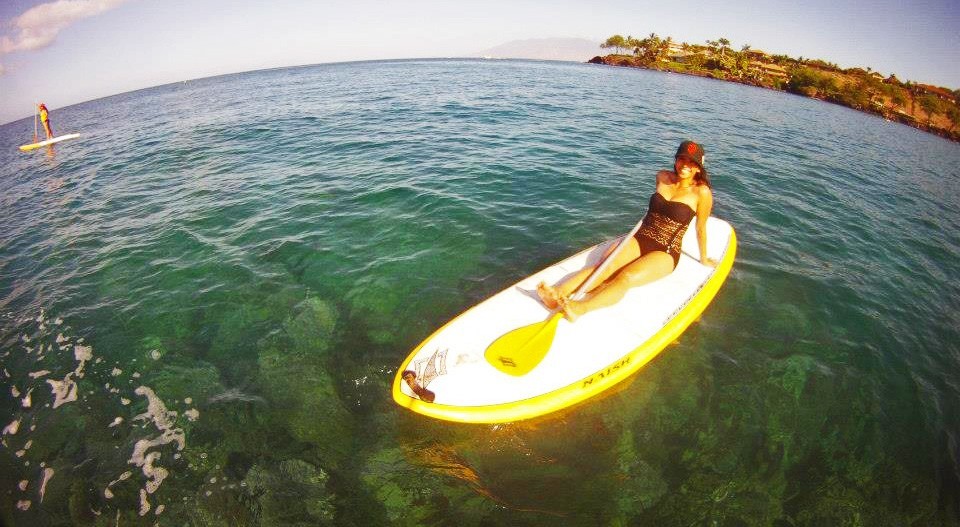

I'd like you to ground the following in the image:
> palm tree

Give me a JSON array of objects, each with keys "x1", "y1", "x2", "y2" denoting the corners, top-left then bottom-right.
[
  {"x1": 718, "y1": 37, "x2": 731, "y2": 57},
  {"x1": 602, "y1": 35, "x2": 627, "y2": 55},
  {"x1": 660, "y1": 36, "x2": 673, "y2": 62},
  {"x1": 706, "y1": 39, "x2": 718, "y2": 55}
]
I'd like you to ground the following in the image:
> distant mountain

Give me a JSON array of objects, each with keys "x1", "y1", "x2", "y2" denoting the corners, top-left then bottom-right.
[{"x1": 472, "y1": 38, "x2": 602, "y2": 62}]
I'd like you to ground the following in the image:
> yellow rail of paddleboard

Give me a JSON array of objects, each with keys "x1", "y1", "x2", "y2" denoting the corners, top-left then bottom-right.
[{"x1": 392, "y1": 228, "x2": 737, "y2": 423}]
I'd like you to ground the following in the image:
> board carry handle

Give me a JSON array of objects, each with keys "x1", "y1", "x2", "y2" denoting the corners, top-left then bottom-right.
[{"x1": 401, "y1": 370, "x2": 435, "y2": 402}]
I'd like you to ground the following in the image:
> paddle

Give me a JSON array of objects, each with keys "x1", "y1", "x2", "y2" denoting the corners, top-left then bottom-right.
[
  {"x1": 484, "y1": 217, "x2": 647, "y2": 376},
  {"x1": 33, "y1": 105, "x2": 39, "y2": 144}
]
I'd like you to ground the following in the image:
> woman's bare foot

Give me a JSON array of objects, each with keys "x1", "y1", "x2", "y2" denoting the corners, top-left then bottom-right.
[
  {"x1": 557, "y1": 296, "x2": 583, "y2": 322},
  {"x1": 537, "y1": 281, "x2": 561, "y2": 309}
]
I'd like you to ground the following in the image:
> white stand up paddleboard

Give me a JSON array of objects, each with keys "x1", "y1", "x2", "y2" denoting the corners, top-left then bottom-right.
[
  {"x1": 393, "y1": 216, "x2": 736, "y2": 423},
  {"x1": 19, "y1": 133, "x2": 81, "y2": 151}
]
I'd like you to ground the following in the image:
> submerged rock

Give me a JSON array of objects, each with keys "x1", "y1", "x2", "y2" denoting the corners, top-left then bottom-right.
[
  {"x1": 243, "y1": 459, "x2": 335, "y2": 526},
  {"x1": 281, "y1": 297, "x2": 338, "y2": 357},
  {"x1": 345, "y1": 276, "x2": 404, "y2": 346},
  {"x1": 359, "y1": 446, "x2": 498, "y2": 526},
  {"x1": 148, "y1": 359, "x2": 225, "y2": 407},
  {"x1": 207, "y1": 303, "x2": 273, "y2": 368},
  {"x1": 257, "y1": 345, "x2": 352, "y2": 466},
  {"x1": 256, "y1": 297, "x2": 352, "y2": 466}
]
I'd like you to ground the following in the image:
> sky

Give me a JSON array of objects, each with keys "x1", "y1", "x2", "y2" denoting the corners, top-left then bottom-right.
[{"x1": 1, "y1": 0, "x2": 958, "y2": 124}]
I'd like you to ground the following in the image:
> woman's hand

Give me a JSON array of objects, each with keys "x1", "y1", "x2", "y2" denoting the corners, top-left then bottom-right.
[{"x1": 701, "y1": 257, "x2": 718, "y2": 268}]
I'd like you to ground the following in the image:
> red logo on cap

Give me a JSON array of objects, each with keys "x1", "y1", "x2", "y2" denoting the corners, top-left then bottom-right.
[{"x1": 687, "y1": 143, "x2": 698, "y2": 154}]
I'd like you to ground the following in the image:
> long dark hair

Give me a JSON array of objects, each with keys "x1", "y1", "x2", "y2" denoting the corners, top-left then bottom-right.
[{"x1": 695, "y1": 169, "x2": 711, "y2": 188}]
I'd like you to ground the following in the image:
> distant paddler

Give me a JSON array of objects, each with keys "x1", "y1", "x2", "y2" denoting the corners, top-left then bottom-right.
[
  {"x1": 19, "y1": 103, "x2": 80, "y2": 152},
  {"x1": 37, "y1": 103, "x2": 54, "y2": 140}
]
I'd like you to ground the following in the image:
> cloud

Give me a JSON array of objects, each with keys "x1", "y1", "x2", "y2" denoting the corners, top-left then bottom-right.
[{"x1": 1, "y1": 0, "x2": 130, "y2": 55}]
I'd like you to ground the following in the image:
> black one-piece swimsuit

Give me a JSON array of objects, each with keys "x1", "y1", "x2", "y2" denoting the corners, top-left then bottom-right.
[{"x1": 633, "y1": 192, "x2": 696, "y2": 268}]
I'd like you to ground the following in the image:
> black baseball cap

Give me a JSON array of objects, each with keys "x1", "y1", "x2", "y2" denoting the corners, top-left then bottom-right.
[{"x1": 675, "y1": 140, "x2": 705, "y2": 171}]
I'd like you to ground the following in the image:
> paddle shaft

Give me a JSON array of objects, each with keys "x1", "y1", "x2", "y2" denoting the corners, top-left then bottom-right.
[
  {"x1": 568, "y1": 217, "x2": 646, "y2": 302},
  {"x1": 33, "y1": 107, "x2": 38, "y2": 143}
]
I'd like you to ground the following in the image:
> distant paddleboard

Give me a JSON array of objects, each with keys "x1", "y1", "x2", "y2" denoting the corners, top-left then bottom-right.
[
  {"x1": 393, "y1": 216, "x2": 736, "y2": 423},
  {"x1": 19, "y1": 133, "x2": 81, "y2": 152}
]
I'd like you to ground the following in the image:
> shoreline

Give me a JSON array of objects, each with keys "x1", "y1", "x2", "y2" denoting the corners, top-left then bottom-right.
[{"x1": 588, "y1": 55, "x2": 960, "y2": 144}]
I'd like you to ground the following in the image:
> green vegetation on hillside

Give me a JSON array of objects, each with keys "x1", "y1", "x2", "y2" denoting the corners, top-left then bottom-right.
[{"x1": 593, "y1": 34, "x2": 960, "y2": 142}]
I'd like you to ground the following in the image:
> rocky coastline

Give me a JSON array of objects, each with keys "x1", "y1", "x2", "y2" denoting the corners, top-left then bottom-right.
[{"x1": 588, "y1": 54, "x2": 960, "y2": 144}]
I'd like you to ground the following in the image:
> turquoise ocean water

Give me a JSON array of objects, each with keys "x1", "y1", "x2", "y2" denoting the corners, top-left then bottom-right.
[{"x1": 1, "y1": 59, "x2": 959, "y2": 525}]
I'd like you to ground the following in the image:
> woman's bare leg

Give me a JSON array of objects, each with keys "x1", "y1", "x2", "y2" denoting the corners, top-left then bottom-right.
[
  {"x1": 560, "y1": 251, "x2": 674, "y2": 321},
  {"x1": 537, "y1": 237, "x2": 641, "y2": 308}
]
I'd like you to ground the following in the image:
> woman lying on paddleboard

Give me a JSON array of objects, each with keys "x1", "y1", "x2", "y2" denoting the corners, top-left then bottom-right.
[{"x1": 538, "y1": 140, "x2": 718, "y2": 322}]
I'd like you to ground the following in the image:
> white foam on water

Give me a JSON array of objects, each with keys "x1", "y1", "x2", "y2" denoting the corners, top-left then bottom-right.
[
  {"x1": 3, "y1": 418, "x2": 21, "y2": 435},
  {"x1": 39, "y1": 467, "x2": 54, "y2": 502},
  {"x1": 138, "y1": 488, "x2": 150, "y2": 516},
  {"x1": 133, "y1": 386, "x2": 178, "y2": 432},
  {"x1": 125, "y1": 386, "x2": 186, "y2": 502},
  {"x1": 103, "y1": 470, "x2": 133, "y2": 499},
  {"x1": 73, "y1": 344, "x2": 93, "y2": 378},
  {"x1": 46, "y1": 373, "x2": 78, "y2": 408},
  {"x1": 142, "y1": 452, "x2": 169, "y2": 493},
  {"x1": 8, "y1": 311, "x2": 205, "y2": 519}
]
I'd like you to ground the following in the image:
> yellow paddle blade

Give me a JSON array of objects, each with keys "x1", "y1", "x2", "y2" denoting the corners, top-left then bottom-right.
[{"x1": 484, "y1": 312, "x2": 563, "y2": 376}]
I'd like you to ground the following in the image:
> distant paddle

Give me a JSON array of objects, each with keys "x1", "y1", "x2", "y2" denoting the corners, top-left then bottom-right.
[{"x1": 484, "y1": 217, "x2": 647, "y2": 376}]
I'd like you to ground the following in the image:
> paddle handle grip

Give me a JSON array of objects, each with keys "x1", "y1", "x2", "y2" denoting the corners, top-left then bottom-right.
[{"x1": 569, "y1": 217, "x2": 646, "y2": 301}]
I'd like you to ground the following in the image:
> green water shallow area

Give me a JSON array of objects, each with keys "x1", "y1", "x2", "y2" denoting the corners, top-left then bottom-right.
[{"x1": 1, "y1": 59, "x2": 959, "y2": 525}]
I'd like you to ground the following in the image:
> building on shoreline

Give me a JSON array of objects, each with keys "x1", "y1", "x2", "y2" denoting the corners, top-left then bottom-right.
[{"x1": 751, "y1": 62, "x2": 788, "y2": 80}]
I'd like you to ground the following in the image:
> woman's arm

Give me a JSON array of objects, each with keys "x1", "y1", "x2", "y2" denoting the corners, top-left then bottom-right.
[{"x1": 696, "y1": 186, "x2": 718, "y2": 267}]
